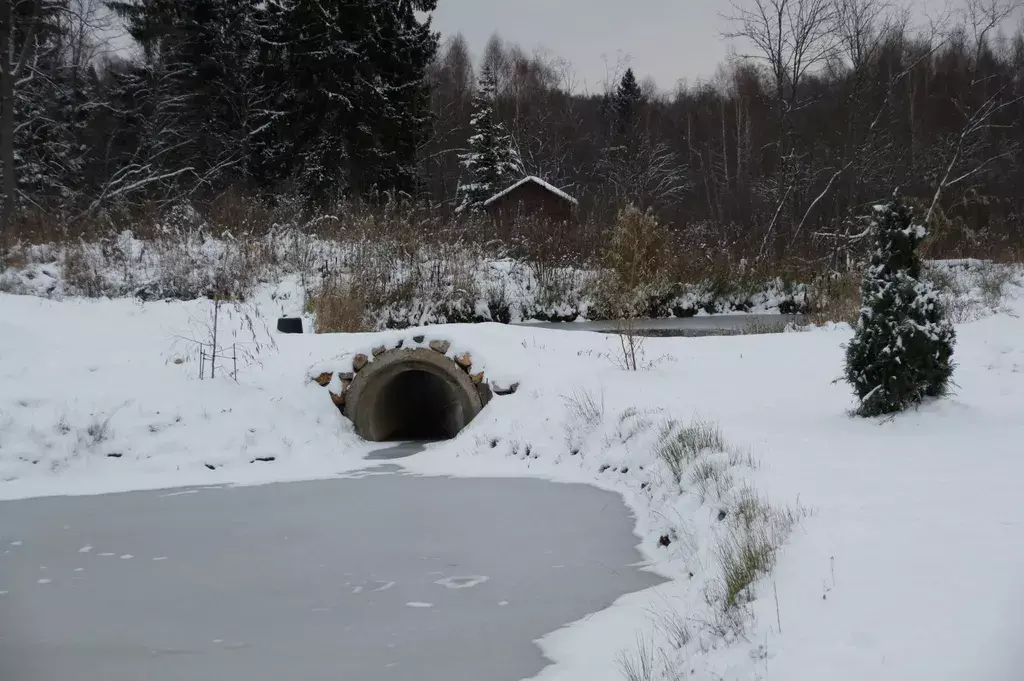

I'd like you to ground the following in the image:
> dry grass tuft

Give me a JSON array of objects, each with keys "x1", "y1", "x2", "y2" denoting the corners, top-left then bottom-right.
[
  {"x1": 562, "y1": 387, "x2": 605, "y2": 427},
  {"x1": 806, "y1": 270, "x2": 861, "y2": 326},
  {"x1": 618, "y1": 634, "x2": 656, "y2": 681},
  {"x1": 309, "y1": 278, "x2": 369, "y2": 333},
  {"x1": 657, "y1": 419, "x2": 728, "y2": 485}
]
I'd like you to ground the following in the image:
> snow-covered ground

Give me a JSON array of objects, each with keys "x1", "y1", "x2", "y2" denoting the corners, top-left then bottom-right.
[{"x1": 1, "y1": 271, "x2": 1022, "y2": 680}]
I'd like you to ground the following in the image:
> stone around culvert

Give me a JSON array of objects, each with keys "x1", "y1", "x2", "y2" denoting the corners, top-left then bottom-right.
[{"x1": 493, "y1": 382, "x2": 520, "y2": 396}]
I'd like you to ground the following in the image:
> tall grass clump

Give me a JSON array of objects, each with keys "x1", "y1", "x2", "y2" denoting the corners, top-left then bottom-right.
[
  {"x1": 656, "y1": 419, "x2": 727, "y2": 484},
  {"x1": 717, "y1": 487, "x2": 800, "y2": 610}
]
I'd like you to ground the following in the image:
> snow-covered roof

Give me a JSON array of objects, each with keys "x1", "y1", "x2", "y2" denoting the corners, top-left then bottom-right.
[{"x1": 483, "y1": 176, "x2": 579, "y2": 208}]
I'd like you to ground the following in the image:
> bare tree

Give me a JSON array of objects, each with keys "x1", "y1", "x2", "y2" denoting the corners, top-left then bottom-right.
[
  {"x1": 925, "y1": 0, "x2": 1023, "y2": 223},
  {"x1": 724, "y1": 0, "x2": 838, "y2": 258},
  {"x1": 724, "y1": 0, "x2": 838, "y2": 124},
  {"x1": 599, "y1": 137, "x2": 690, "y2": 208},
  {"x1": 0, "y1": 0, "x2": 47, "y2": 238}
]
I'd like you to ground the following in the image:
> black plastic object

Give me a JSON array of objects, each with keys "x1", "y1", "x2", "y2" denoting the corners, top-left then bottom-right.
[{"x1": 277, "y1": 317, "x2": 303, "y2": 334}]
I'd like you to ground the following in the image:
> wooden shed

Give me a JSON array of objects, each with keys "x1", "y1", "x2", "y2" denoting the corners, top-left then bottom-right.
[{"x1": 483, "y1": 176, "x2": 578, "y2": 224}]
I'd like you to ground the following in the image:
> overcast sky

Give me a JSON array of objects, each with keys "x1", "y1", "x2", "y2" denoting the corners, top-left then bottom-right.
[
  {"x1": 429, "y1": 0, "x2": 1020, "y2": 94},
  {"x1": 429, "y1": 0, "x2": 735, "y2": 93}
]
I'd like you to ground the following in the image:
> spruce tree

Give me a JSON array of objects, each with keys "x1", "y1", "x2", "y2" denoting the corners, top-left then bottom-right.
[
  {"x1": 262, "y1": 0, "x2": 437, "y2": 198},
  {"x1": 109, "y1": 0, "x2": 268, "y2": 194},
  {"x1": 844, "y1": 193, "x2": 955, "y2": 417},
  {"x1": 345, "y1": 0, "x2": 438, "y2": 195},
  {"x1": 611, "y1": 68, "x2": 644, "y2": 132},
  {"x1": 457, "y1": 65, "x2": 522, "y2": 212}
]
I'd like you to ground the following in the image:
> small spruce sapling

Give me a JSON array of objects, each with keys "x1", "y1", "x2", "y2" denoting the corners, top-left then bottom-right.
[{"x1": 844, "y1": 193, "x2": 955, "y2": 416}]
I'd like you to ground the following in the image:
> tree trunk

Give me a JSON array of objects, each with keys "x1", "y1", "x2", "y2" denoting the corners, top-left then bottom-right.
[{"x1": 0, "y1": 0, "x2": 16, "y2": 241}]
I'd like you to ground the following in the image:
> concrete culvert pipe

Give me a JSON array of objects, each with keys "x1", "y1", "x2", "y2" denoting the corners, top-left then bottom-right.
[{"x1": 344, "y1": 348, "x2": 485, "y2": 442}]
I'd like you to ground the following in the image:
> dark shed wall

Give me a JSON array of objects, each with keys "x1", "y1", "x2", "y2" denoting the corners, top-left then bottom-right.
[{"x1": 485, "y1": 181, "x2": 576, "y2": 224}]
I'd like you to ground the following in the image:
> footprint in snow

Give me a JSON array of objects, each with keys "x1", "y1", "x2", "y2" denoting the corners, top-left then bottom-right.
[
  {"x1": 405, "y1": 602, "x2": 433, "y2": 609},
  {"x1": 98, "y1": 553, "x2": 115, "y2": 557},
  {"x1": 120, "y1": 555, "x2": 133, "y2": 560},
  {"x1": 37, "y1": 579, "x2": 51, "y2": 585},
  {"x1": 9, "y1": 541, "x2": 22, "y2": 547},
  {"x1": 78, "y1": 546, "x2": 92, "y2": 553}
]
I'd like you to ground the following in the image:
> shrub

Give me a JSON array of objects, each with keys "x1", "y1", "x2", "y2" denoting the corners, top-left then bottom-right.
[
  {"x1": 590, "y1": 204, "x2": 671, "y2": 319},
  {"x1": 844, "y1": 193, "x2": 956, "y2": 416}
]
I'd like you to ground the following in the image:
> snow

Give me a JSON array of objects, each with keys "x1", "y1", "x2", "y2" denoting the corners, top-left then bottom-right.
[
  {"x1": 0, "y1": 286, "x2": 379, "y2": 499},
  {"x1": 2, "y1": 273, "x2": 1023, "y2": 680},
  {"x1": 483, "y1": 175, "x2": 579, "y2": 207}
]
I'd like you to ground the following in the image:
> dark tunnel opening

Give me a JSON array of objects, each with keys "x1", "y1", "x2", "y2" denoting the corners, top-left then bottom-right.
[{"x1": 373, "y1": 369, "x2": 463, "y2": 442}]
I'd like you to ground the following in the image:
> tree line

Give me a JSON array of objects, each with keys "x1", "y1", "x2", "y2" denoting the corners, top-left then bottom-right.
[
  {"x1": 2, "y1": 0, "x2": 1023, "y2": 263},
  {"x1": 0, "y1": 0, "x2": 438, "y2": 234}
]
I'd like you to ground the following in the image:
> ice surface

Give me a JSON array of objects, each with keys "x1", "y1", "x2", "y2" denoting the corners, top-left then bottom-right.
[{"x1": 0, "y1": 475, "x2": 660, "y2": 681}]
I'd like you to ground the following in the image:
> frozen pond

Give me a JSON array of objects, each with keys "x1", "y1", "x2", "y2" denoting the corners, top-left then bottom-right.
[
  {"x1": 0, "y1": 465, "x2": 663, "y2": 681},
  {"x1": 518, "y1": 313, "x2": 805, "y2": 337}
]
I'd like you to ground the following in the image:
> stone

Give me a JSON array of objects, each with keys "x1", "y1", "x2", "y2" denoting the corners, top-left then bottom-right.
[
  {"x1": 454, "y1": 352, "x2": 472, "y2": 370},
  {"x1": 428, "y1": 339, "x2": 451, "y2": 354},
  {"x1": 372, "y1": 345, "x2": 387, "y2": 357},
  {"x1": 493, "y1": 381, "x2": 520, "y2": 396},
  {"x1": 352, "y1": 354, "x2": 369, "y2": 372},
  {"x1": 337, "y1": 372, "x2": 354, "y2": 382},
  {"x1": 412, "y1": 335, "x2": 425, "y2": 343},
  {"x1": 313, "y1": 372, "x2": 333, "y2": 387},
  {"x1": 469, "y1": 371, "x2": 484, "y2": 385},
  {"x1": 330, "y1": 390, "x2": 346, "y2": 407}
]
